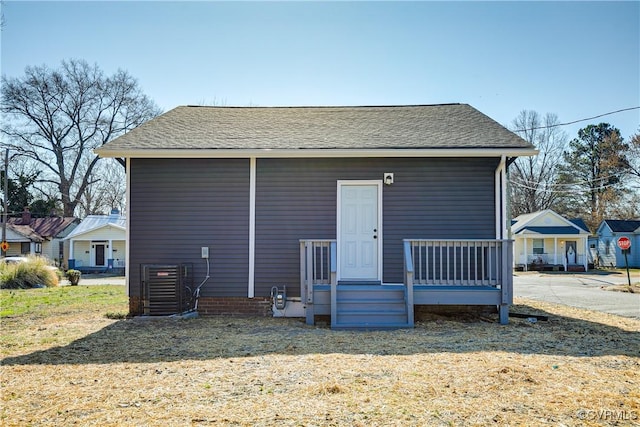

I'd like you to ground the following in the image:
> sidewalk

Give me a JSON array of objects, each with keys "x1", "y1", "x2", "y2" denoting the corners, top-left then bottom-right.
[{"x1": 60, "y1": 274, "x2": 125, "y2": 286}]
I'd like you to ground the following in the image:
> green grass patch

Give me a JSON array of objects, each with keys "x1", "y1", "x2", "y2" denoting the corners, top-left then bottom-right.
[{"x1": 0, "y1": 285, "x2": 127, "y2": 318}]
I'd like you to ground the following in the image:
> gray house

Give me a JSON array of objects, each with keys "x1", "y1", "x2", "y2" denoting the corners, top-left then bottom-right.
[{"x1": 96, "y1": 104, "x2": 536, "y2": 328}]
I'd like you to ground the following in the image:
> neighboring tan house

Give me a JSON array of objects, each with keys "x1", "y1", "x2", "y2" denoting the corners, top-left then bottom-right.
[
  {"x1": 65, "y1": 209, "x2": 126, "y2": 274},
  {"x1": 512, "y1": 210, "x2": 590, "y2": 272},
  {"x1": 5, "y1": 209, "x2": 79, "y2": 267},
  {"x1": 595, "y1": 220, "x2": 640, "y2": 268},
  {"x1": 96, "y1": 104, "x2": 537, "y2": 328}
]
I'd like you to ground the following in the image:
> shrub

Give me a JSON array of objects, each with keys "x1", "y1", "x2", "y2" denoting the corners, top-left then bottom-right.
[
  {"x1": 66, "y1": 269, "x2": 81, "y2": 286},
  {"x1": 0, "y1": 256, "x2": 60, "y2": 289}
]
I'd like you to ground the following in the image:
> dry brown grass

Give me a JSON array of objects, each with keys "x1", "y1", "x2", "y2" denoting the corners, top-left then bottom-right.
[{"x1": 2, "y1": 297, "x2": 639, "y2": 426}]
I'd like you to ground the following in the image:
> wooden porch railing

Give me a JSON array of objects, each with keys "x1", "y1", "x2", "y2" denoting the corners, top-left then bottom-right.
[
  {"x1": 301, "y1": 239, "x2": 513, "y2": 325},
  {"x1": 403, "y1": 239, "x2": 513, "y2": 323},
  {"x1": 300, "y1": 240, "x2": 336, "y2": 324},
  {"x1": 404, "y1": 239, "x2": 512, "y2": 286}
]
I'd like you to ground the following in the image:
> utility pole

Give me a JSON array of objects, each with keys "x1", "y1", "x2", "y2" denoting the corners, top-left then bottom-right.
[{"x1": 2, "y1": 148, "x2": 8, "y2": 257}]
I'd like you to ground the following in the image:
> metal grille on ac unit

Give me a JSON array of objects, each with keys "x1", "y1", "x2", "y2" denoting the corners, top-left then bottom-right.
[{"x1": 141, "y1": 264, "x2": 193, "y2": 315}]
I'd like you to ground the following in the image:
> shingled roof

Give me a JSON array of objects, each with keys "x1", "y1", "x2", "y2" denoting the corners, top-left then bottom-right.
[
  {"x1": 96, "y1": 104, "x2": 536, "y2": 157},
  {"x1": 601, "y1": 219, "x2": 640, "y2": 233}
]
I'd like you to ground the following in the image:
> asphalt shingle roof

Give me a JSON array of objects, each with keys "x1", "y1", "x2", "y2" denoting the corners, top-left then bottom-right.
[
  {"x1": 602, "y1": 220, "x2": 640, "y2": 233},
  {"x1": 97, "y1": 104, "x2": 534, "y2": 153}
]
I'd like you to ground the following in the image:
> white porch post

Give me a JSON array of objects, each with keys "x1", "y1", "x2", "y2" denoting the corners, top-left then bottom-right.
[
  {"x1": 584, "y1": 238, "x2": 589, "y2": 271},
  {"x1": 523, "y1": 236, "x2": 528, "y2": 271},
  {"x1": 108, "y1": 239, "x2": 113, "y2": 268},
  {"x1": 69, "y1": 239, "x2": 74, "y2": 259},
  {"x1": 554, "y1": 238, "x2": 558, "y2": 264}
]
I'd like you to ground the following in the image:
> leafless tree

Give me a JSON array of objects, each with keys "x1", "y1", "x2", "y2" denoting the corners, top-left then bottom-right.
[
  {"x1": 1, "y1": 59, "x2": 161, "y2": 217},
  {"x1": 627, "y1": 130, "x2": 640, "y2": 180},
  {"x1": 77, "y1": 158, "x2": 126, "y2": 216},
  {"x1": 509, "y1": 110, "x2": 567, "y2": 217}
]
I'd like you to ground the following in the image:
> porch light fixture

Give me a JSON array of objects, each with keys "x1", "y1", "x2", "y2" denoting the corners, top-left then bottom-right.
[{"x1": 384, "y1": 173, "x2": 394, "y2": 186}]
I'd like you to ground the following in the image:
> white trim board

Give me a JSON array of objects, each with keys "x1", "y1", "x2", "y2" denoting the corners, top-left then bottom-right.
[
  {"x1": 248, "y1": 157, "x2": 256, "y2": 298},
  {"x1": 96, "y1": 147, "x2": 538, "y2": 159}
]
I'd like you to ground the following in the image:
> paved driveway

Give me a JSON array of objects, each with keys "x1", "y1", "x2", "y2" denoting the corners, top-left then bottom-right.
[
  {"x1": 60, "y1": 275, "x2": 125, "y2": 286},
  {"x1": 513, "y1": 271, "x2": 640, "y2": 319}
]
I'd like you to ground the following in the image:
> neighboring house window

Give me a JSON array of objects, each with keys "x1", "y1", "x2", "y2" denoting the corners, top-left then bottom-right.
[
  {"x1": 605, "y1": 239, "x2": 610, "y2": 255},
  {"x1": 35, "y1": 243, "x2": 42, "y2": 254},
  {"x1": 532, "y1": 239, "x2": 544, "y2": 254},
  {"x1": 20, "y1": 242, "x2": 30, "y2": 254},
  {"x1": 59, "y1": 242, "x2": 64, "y2": 262}
]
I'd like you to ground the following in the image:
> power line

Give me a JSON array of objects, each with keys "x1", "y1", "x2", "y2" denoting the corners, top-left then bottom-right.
[
  {"x1": 510, "y1": 173, "x2": 625, "y2": 188},
  {"x1": 513, "y1": 106, "x2": 640, "y2": 132},
  {"x1": 509, "y1": 178, "x2": 624, "y2": 194}
]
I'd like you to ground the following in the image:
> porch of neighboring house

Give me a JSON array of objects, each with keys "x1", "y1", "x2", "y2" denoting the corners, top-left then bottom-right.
[
  {"x1": 68, "y1": 239, "x2": 126, "y2": 274},
  {"x1": 515, "y1": 236, "x2": 588, "y2": 272},
  {"x1": 300, "y1": 239, "x2": 513, "y2": 329}
]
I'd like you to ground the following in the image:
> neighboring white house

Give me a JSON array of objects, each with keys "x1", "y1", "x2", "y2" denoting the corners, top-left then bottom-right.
[
  {"x1": 5, "y1": 209, "x2": 78, "y2": 267},
  {"x1": 65, "y1": 209, "x2": 126, "y2": 273},
  {"x1": 512, "y1": 210, "x2": 590, "y2": 272},
  {"x1": 595, "y1": 220, "x2": 640, "y2": 268}
]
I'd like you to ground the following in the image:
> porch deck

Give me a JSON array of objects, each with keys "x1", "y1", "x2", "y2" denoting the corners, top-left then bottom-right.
[{"x1": 300, "y1": 239, "x2": 513, "y2": 329}]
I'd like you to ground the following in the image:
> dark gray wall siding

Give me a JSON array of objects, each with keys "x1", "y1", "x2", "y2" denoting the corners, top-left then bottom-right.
[
  {"x1": 129, "y1": 158, "x2": 250, "y2": 298},
  {"x1": 254, "y1": 158, "x2": 498, "y2": 296},
  {"x1": 129, "y1": 157, "x2": 498, "y2": 299},
  {"x1": 382, "y1": 158, "x2": 498, "y2": 282}
]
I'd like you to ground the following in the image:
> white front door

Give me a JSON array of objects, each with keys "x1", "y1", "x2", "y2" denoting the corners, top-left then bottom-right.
[{"x1": 338, "y1": 181, "x2": 381, "y2": 281}]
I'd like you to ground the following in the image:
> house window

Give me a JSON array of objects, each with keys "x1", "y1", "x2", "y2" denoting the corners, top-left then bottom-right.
[
  {"x1": 20, "y1": 242, "x2": 30, "y2": 254},
  {"x1": 605, "y1": 239, "x2": 610, "y2": 255},
  {"x1": 59, "y1": 242, "x2": 64, "y2": 262},
  {"x1": 532, "y1": 239, "x2": 544, "y2": 254},
  {"x1": 34, "y1": 243, "x2": 42, "y2": 254}
]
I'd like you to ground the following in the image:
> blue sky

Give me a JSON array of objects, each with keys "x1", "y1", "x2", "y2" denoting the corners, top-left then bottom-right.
[{"x1": 1, "y1": 1, "x2": 639, "y2": 140}]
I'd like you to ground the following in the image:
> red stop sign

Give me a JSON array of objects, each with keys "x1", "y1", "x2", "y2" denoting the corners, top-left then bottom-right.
[{"x1": 617, "y1": 236, "x2": 631, "y2": 250}]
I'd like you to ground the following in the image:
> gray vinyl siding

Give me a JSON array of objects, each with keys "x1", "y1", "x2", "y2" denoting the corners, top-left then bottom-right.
[
  {"x1": 129, "y1": 158, "x2": 250, "y2": 298},
  {"x1": 255, "y1": 158, "x2": 498, "y2": 297}
]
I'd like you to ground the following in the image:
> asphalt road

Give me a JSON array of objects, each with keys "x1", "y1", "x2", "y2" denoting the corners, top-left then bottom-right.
[{"x1": 514, "y1": 271, "x2": 640, "y2": 319}]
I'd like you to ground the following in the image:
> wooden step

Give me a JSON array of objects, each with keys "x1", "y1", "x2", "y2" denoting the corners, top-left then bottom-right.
[{"x1": 333, "y1": 284, "x2": 412, "y2": 329}]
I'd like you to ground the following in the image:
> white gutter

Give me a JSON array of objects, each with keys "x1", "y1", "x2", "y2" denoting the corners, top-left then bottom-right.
[{"x1": 95, "y1": 147, "x2": 538, "y2": 159}]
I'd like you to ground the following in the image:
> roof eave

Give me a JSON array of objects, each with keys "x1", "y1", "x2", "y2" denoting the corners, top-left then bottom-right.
[
  {"x1": 95, "y1": 147, "x2": 539, "y2": 159},
  {"x1": 64, "y1": 223, "x2": 126, "y2": 240}
]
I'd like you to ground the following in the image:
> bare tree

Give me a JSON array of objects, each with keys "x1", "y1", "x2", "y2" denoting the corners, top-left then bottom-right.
[
  {"x1": 77, "y1": 158, "x2": 126, "y2": 216},
  {"x1": 1, "y1": 59, "x2": 161, "y2": 217},
  {"x1": 509, "y1": 110, "x2": 567, "y2": 217}
]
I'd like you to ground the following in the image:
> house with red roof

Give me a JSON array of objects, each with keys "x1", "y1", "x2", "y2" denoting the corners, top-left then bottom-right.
[{"x1": 5, "y1": 209, "x2": 79, "y2": 267}]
